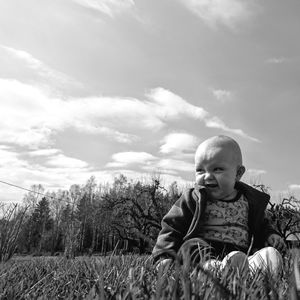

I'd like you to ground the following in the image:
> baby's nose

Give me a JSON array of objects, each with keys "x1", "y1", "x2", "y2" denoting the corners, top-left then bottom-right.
[{"x1": 204, "y1": 172, "x2": 214, "y2": 180}]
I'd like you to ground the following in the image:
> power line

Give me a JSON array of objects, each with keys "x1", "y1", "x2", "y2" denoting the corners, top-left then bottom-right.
[
  {"x1": 0, "y1": 177, "x2": 124, "y2": 208},
  {"x1": 0, "y1": 180, "x2": 82, "y2": 206},
  {"x1": 0, "y1": 179, "x2": 55, "y2": 199}
]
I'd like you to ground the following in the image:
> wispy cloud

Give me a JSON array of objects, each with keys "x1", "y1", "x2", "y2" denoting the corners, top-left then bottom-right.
[
  {"x1": 0, "y1": 79, "x2": 139, "y2": 148},
  {"x1": 0, "y1": 79, "x2": 64, "y2": 148},
  {"x1": 0, "y1": 80, "x2": 258, "y2": 150},
  {"x1": 147, "y1": 88, "x2": 208, "y2": 121},
  {"x1": 178, "y1": 0, "x2": 259, "y2": 30},
  {"x1": 0, "y1": 146, "x2": 23, "y2": 167},
  {"x1": 204, "y1": 116, "x2": 259, "y2": 142},
  {"x1": 0, "y1": 45, "x2": 80, "y2": 88},
  {"x1": 72, "y1": 0, "x2": 135, "y2": 17},
  {"x1": 106, "y1": 152, "x2": 157, "y2": 168},
  {"x1": 45, "y1": 154, "x2": 89, "y2": 169},
  {"x1": 142, "y1": 159, "x2": 195, "y2": 174},
  {"x1": 0, "y1": 151, "x2": 191, "y2": 201},
  {"x1": 1, "y1": 45, "x2": 43, "y2": 68},
  {"x1": 148, "y1": 88, "x2": 259, "y2": 142},
  {"x1": 106, "y1": 151, "x2": 195, "y2": 175},
  {"x1": 289, "y1": 184, "x2": 300, "y2": 190},
  {"x1": 27, "y1": 149, "x2": 62, "y2": 157},
  {"x1": 212, "y1": 89, "x2": 233, "y2": 102},
  {"x1": 0, "y1": 149, "x2": 101, "y2": 202},
  {"x1": 0, "y1": 75, "x2": 258, "y2": 201},
  {"x1": 73, "y1": 123, "x2": 139, "y2": 144},
  {"x1": 265, "y1": 57, "x2": 289, "y2": 64},
  {"x1": 26, "y1": 148, "x2": 89, "y2": 169},
  {"x1": 0, "y1": 145, "x2": 106, "y2": 202},
  {"x1": 160, "y1": 133, "x2": 199, "y2": 155}
]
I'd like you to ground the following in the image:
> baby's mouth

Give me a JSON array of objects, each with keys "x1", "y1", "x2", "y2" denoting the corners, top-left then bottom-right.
[{"x1": 205, "y1": 183, "x2": 218, "y2": 188}]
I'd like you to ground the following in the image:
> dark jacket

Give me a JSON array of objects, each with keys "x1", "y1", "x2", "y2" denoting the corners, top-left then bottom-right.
[{"x1": 152, "y1": 181, "x2": 277, "y2": 260}]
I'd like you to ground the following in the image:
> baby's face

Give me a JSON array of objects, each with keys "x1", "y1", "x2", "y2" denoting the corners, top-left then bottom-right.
[{"x1": 195, "y1": 144, "x2": 242, "y2": 200}]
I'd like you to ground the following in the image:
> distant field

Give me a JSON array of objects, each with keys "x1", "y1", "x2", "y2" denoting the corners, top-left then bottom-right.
[{"x1": 0, "y1": 251, "x2": 299, "y2": 299}]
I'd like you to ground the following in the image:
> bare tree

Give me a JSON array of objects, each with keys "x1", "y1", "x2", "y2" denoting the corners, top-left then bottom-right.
[
  {"x1": 64, "y1": 185, "x2": 82, "y2": 259},
  {"x1": 268, "y1": 196, "x2": 300, "y2": 242},
  {"x1": 0, "y1": 203, "x2": 28, "y2": 262},
  {"x1": 102, "y1": 175, "x2": 173, "y2": 253},
  {"x1": 23, "y1": 184, "x2": 45, "y2": 213}
]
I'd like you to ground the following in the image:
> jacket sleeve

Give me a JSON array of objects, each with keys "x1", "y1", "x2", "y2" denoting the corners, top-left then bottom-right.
[
  {"x1": 262, "y1": 210, "x2": 281, "y2": 238},
  {"x1": 253, "y1": 209, "x2": 281, "y2": 251},
  {"x1": 152, "y1": 189, "x2": 196, "y2": 261}
]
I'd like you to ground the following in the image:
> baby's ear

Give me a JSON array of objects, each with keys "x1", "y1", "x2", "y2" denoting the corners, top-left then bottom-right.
[{"x1": 236, "y1": 166, "x2": 246, "y2": 181}]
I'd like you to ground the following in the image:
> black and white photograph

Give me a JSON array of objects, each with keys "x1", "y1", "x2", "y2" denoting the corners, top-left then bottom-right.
[{"x1": 0, "y1": 0, "x2": 299, "y2": 299}]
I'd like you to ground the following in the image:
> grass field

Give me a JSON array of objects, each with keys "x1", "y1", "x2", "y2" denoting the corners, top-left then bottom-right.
[{"x1": 0, "y1": 249, "x2": 299, "y2": 299}]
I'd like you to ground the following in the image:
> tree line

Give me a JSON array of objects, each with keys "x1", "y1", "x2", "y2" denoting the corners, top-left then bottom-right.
[
  {"x1": 0, "y1": 175, "x2": 181, "y2": 260},
  {"x1": 0, "y1": 176, "x2": 299, "y2": 262}
]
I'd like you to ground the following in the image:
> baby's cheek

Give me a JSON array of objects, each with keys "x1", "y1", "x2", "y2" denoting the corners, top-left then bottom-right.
[{"x1": 195, "y1": 175, "x2": 203, "y2": 185}]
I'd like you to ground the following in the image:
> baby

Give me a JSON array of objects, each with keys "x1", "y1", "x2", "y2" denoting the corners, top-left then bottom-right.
[{"x1": 153, "y1": 135, "x2": 285, "y2": 273}]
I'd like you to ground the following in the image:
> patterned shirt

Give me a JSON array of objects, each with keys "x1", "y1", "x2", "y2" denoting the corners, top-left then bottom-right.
[{"x1": 199, "y1": 192, "x2": 249, "y2": 249}]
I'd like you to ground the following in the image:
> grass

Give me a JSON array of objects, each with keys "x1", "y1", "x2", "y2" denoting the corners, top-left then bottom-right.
[{"x1": 0, "y1": 249, "x2": 299, "y2": 299}]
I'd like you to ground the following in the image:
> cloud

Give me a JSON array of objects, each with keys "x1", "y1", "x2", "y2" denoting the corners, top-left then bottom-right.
[
  {"x1": 0, "y1": 80, "x2": 258, "y2": 150},
  {"x1": 0, "y1": 144, "x2": 192, "y2": 203},
  {"x1": 27, "y1": 148, "x2": 89, "y2": 169},
  {"x1": 106, "y1": 152, "x2": 157, "y2": 168},
  {"x1": 0, "y1": 143, "x2": 192, "y2": 203},
  {"x1": 1, "y1": 45, "x2": 80, "y2": 88},
  {"x1": 0, "y1": 146, "x2": 24, "y2": 168},
  {"x1": 106, "y1": 152, "x2": 194, "y2": 177},
  {"x1": 0, "y1": 147, "x2": 42, "y2": 201},
  {"x1": 27, "y1": 149, "x2": 61, "y2": 157},
  {"x1": 147, "y1": 88, "x2": 208, "y2": 120},
  {"x1": 157, "y1": 159, "x2": 194, "y2": 173},
  {"x1": 1, "y1": 45, "x2": 49, "y2": 72},
  {"x1": 212, "y1": 89, "x2": 233, "y2": 102},
  {"x1": 289, "y1": 184, "x2": 300, "y2": 190},
  {"x1": 73, "y1": 123, "x2": 139, "y2": 144},
  {"x1": 265, "y1": 57, "x2": 289, "y2": 64},
  {"x1": 178, "y1": 0, "x2": 258, "y2": 30},
  {"x1": 148, "y1": 88, "x2": 259, "y2": 142},
  {"x1": 45, "y1": 154, "x2": 89, "y2": 169},
  {"x1": 0, "y1": 145, "x2": 96, "y2": 202},
  {"x1": 160, "y1": 133, "x2": 199, "y2": 154},
  {"x1": 0, "y1": 79, "x2": 74, "y2": 148},
  {"x1": 72, "y1": 0, "x2": 135, "y2": 17},
  {"x1": 25, "y1": 148, "x2": 92, "y2": 175},
  {"x1": 205, "y1": 117, "x2": 259, "y2": 142},
  {"x1": 245, "y1": 168, "x2": 266, "y2": 178},
  {"x1": 141, "y1": 158, "x2": 195, "y2": 175},
  {"x1": 70, "y1": 95, "x2": 165, "y2": 131},
  {"x1": 0, "y1": 79, "x2": 140, "y2": 148}
]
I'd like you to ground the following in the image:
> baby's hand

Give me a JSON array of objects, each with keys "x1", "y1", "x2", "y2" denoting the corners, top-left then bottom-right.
[{"x1": 266, "y1": 234, "x2": 287, "y2": 253}]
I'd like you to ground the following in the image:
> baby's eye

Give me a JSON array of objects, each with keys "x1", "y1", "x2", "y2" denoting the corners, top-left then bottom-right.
[
  {"x1": 196, "y1": 169, "x2": 205, "y2": 174},
  {"x1": 214, "y1": 167, "x2": 223, "y2": 172}
]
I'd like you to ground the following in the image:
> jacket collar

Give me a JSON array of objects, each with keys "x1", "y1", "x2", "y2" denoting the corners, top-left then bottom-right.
[{"x1": 235, "y1": 181, "x2": 270, "y2": 204}]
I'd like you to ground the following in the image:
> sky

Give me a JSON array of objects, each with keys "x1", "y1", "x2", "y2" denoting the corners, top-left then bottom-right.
[{"x1": 0, "y1": 0, "x2": 299, "y2": 203}]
